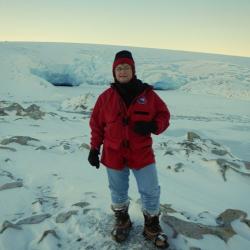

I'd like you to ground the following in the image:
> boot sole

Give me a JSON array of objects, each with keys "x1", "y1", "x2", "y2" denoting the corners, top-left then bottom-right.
[{"x1": 143, "y1": 231, "x2": 169, "y2": 249}]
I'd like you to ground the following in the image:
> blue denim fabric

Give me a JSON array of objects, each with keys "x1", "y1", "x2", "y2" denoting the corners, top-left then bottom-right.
[{"x1": 106, "y1": 163, "x2": 161, "y2": 215}]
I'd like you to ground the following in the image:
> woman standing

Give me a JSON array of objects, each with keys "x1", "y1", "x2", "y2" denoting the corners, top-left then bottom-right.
[{"x1": 88, "y1": 50, "x2": 170, "y2": 248}]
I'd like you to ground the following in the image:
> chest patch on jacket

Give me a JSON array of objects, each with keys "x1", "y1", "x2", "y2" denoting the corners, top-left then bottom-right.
[{"x1": 137, "y1": 96, "x2": 147, "y2": 104}]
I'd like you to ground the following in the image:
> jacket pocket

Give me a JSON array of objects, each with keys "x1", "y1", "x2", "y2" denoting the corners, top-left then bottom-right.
[
  {"x1": 133, "y1": 111, "x2": 150, "y2": 115},
  {"x1": 103, "y1": 138, "x2": 121, "y2": 150},
  {"x1": 132, "y1": 110, "x2": 153, "y2": 122},
  {"x1": 129, "y1": 137, "x2": 152, "y2": 150},
  {"x1": 104, "y1": 120, "x2": 123, "y2": 141}
]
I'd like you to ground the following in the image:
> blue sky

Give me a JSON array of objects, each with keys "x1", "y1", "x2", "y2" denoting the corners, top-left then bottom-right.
[{"x1": 0, "y1": 0, "x2": 250, "y2": 57}]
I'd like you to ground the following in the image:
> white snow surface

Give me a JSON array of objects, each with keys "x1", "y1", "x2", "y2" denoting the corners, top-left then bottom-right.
[{"x1": 0, "y1": 42, "x2": 250, "y2": 250}]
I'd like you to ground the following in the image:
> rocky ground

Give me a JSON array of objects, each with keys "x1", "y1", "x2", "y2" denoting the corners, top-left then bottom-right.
[{"x1": 1, "y1": 99, "x2": 250, "y2": 250}]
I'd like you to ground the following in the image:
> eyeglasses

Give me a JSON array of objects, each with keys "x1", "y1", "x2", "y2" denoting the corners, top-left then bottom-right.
[{"x1": 115, "y1": 65, "x2": 131, "y2": 72}]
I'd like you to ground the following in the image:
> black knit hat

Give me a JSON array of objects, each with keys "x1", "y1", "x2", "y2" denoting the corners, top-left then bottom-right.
[
  {"x1": 114, "y1": 50, "x2": 134, "y2": 62},
  {"x1": 112, "y1": 50, "x2": 135, "y2": 79}
]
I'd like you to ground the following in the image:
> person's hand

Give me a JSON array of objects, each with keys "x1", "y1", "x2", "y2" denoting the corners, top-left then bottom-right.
[
  {"x1": 134, "y1": 121, "x2": 157, "y2": 136},
  {"x1": 88, "y1": 149, "x2": 100, "y2": 169}
]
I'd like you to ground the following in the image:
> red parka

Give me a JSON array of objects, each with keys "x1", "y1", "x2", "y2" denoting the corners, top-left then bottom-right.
[{"x1": 89, "y1": 85, "x2": 170, "y2": 170}]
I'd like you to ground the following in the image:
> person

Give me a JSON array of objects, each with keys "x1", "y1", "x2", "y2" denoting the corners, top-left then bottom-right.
[{"x1": 88, "y1": 50, "x2": 170, "y2": 248}]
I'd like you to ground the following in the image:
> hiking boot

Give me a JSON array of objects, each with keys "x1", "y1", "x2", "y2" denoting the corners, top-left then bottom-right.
[
  {"x1": 143, "y1": 213, "x2": 169, "y2": 249},
  {"x1": 111, "y1": 206, "x2": 132, "y2": 242}
]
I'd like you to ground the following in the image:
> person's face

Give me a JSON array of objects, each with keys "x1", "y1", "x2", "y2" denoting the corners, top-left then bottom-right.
[{"x1": 114, "y1": 63, "x2": 133, "y2": 83}]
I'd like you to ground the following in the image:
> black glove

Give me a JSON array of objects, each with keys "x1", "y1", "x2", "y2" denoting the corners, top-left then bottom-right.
[
  {"x1": 88, "y1": 149, "x2": 100, "y2": 169},
  {"x1": 134, "y1": 121, "x2": 157, "y2": 136}
]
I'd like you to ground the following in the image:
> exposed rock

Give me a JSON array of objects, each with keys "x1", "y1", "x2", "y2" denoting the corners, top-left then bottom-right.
[
  {"x1": 1, "y1": 102, "x2": 45, "y2": 119},
  {"x1": 0, "y1": 220, "x2": 22, "y2": 234},
  {"x1": 211, "y1": 149, "x2": 228, "y2": 156},
  {"x1": 48, "y1": 141, "x2": 76, "y2": 152},
  {"x1": 32, "y1": 196, "x2": 58, "y2": 209},
  {"x1": 160, "y1": 204, "x2": 177, "y2": 214},
  {"x1": 187, "y1": 132, "x2": 201, "y2": 142},
  {"x1": 83, "y1": 209, "x2": 92, "y2": 214},
  {"x1": 0, "y1": 181, "x2": 23, "y2": 191},
  {"x1": 218, "y1": 162, "x2": 228, "y2": 181},
  {"x1": 216, "y1": 209, "x2": 247, "y2": 226},
  {"x1": 0, "y1": 109, "x2": 8, "y2": 116},
  {"x1": 16, "y1": 214, "x2": 51, "y2": 225},
  {"x1": 35, "y1": 146, "x2": 47, "y2": 150},
  {"x1": 216, "y1": 159, "x2": 241, "y2": 171},
  {"x1": 0, "y1": 136, "x2": 39, "y2": 146},
  {"x1": 0, "y1": 170, "x2": 15, "y2": 180},
  {"x1": 24, "y1": 104, "x2": 45, "y2": 119},
  {"x1": 178, "y1": 141, "x2": 203, "y2": 156},
  {"x1": 209, "y1": 139, "x2": 221, "y2": 147},
  {"x1": 79, "y1": 143, "x2": 91, "y2": 150},
  {"x1": 55, "y1": 210, "x2": 78, "y2": 223},
  {"x1": 243, "y1": 219, "x2": 250, "y2": 228},
  {"x1": 162, "y1": 208, "x2": 249, "y2": 243},
  {"x1": 25, "y1": 104, "x2": 39, "y2": 112},
  {"x1": 202, "y1": 158, "x2": 250, "y2": 181},
  {"x1": 73, "y1": 201, "x2": 90, "y2": 208},
  {"x1": 244, "y1": 161, "x2": 250, "y2": 170},
  {"x1": 162, "y1": 213, "x2": 236, "y2": 242},
  {"x1": 0, "y1": 146, "x2": 16, "y2": 152},
  {"x1": 38, "y1": 229, "x2": 60, "y2": 243},
  {"x1": 174, "y1": 162, "x2": 184, "y2": 172},
  {"x1": 60, "y1": 116, "x2": 68, "y2": 121},
  {"x1": 159, "y1": 141, "x2": 168, "y2": 148},
  {"x1": 62, "y1": 143, "x2": 70, "y2": 150},
  {"x1": 161, "y1": 132, "x2": 250, "y2": 180},
  {"x1": 164, "y1": 150, "x2": 174, "y2": 155},
  {"x1": 216, "y1": 159, "x2": 250, "y2": 180},
  {"x1": 5, "y1": 103, "x2": 25, "y2": 113}
]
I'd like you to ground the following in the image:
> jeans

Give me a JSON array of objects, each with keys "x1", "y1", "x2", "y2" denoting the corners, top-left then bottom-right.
[{"x1": 106, "y1": 163, "x2": 161, "y2": 215}]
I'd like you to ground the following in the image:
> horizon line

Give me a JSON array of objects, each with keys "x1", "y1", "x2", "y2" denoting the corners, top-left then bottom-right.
[{"x1": 1, "y1": 40, "x2": 250, "y2": 59}]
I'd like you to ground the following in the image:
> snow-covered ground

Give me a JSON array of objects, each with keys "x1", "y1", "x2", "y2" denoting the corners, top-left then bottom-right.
[{"x1": 0, "y1": 42, "x2": 250, "y2": 250}]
